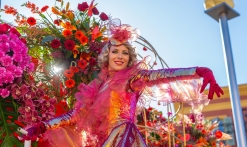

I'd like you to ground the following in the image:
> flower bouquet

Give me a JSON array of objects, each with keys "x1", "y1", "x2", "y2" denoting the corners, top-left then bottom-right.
[
  {"x1": 137, "y1": 106, "x2": 232, "y2": 147},
  {"x1": 0, "y1": 0, "x2": 109, "y2": 146}
]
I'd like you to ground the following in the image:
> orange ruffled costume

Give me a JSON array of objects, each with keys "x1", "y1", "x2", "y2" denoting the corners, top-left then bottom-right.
[{"x1": 42, "y1": 60, "x2": 208, "y2": 147}]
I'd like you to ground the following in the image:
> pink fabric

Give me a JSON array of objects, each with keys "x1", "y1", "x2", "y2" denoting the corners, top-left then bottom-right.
[{"x1": 43, "y1": 59, "x2": 209, "y2": 146}]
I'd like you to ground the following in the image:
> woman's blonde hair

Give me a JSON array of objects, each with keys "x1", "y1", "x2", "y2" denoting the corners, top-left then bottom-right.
[{"x1": 98, "y1": 42, "x2": 137, "y2": 68}]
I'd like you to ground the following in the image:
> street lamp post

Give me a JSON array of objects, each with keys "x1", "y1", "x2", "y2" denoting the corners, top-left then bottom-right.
[{"x1": 204, "y1": 2, "x2": 247, "y2": 147}]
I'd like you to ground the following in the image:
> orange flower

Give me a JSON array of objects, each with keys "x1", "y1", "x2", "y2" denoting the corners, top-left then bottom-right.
[
  {"x1": 52, "y1": 7, "x2": 61, "y2": 15},
  {"x1": 92, "y1": 26, "x2": 101, "y2": 41},
  {"x1": 79, "y1": 36, "x2": 88, "y2": 45},
  {"x1": 24, "y1": 1, "x2": 39, "y2": 13},
  {"x1": 70, "y1": 66, "x2": 79, "y2": 73},
  {"x1": 66, "y1": 10, "x2": 74, "y2": 21},
  {"x1": 3, "y1": 5, "x2": 18, "y2": 15},
  {"x1": 41, "y1": 5, "x2": 49, "y2": 12},
  {"x1": 78, "y1": 59, "x2": 87, "y2": 69},
  {"x1": 80, "y1": 52, "x2": 91, "y2": 61},
  {"x1": 72, "y1": 48, "x2": 79, "y2": 58},
  {"x1": 27, "y1": 17, "x2": 36, "y2": 26},
  {"x1": 63, "y1": 69, "x2": 74, "y2": 78},
  {"x1": 75, "y1": 30, "x2": 85, "y2": 40},
  {"x1": 62, "y1": 29, "x2": 72, "y2": 38},
  {"x1": 15, "y1": 15, "x2": 27, "y2": 26},
  {"x1": 61, "y1": 21, "x2": 76, "y2": 30},
  {"x1": 65, "y1": 79, "x2": 75, "y2": 88}
]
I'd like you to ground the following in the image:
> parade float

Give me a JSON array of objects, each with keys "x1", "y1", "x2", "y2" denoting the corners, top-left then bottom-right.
[{"x1": 0, "y1": 0, "x2": 231, "y2": 146}]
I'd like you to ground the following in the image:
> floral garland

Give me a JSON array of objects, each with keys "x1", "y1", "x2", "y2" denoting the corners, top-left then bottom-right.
[{"x1": 0, "y1": 23, "x2": 34, "y2": 98}]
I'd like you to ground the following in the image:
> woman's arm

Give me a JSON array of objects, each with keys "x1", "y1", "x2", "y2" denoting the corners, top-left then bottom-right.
[
  {"x1": 130, "y1": 67, "x2": 223, "y2": 99},
  {"x1": 44, "y1": 109, "x2": 76, "y2": 129},
  {"x1": 130, "y1": 67, "x2": 198, "y2": 90}
]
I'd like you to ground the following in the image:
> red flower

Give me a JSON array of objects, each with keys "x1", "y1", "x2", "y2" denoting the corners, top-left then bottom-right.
[
  {"x1": 20, "y1": 38, "x2": 27, "y2": 44},
  {"x1": 92, "y1": 7, "x2": 99, "y2": 15},
  {"x1": 27, "y1": 17, "x2": 36, "y2": 26},
  {"x1": 89, "y1": 58, "x2": 97, "y2": 66},
  {"x1": 78, "y1": 2, "x2": 89, "y2": 11},
  {"x1": 75, "y1": 30, "x2": 85, "y2": 40},
  {"x1": 112, "y1": 29, "x2": 130, "y2": 43},
  {"x1": 70, "y1": 66, "x2": 79, "y2": 73},
  {"x1": 79, "y1": 36, "x2": 88, "y2": 45},
  {"x1": 62, "y1": 29, "x2": 72, "y2": 38},
  {"x1": 54, "y1": 19, "x2": 62, "y2": 26},
  {"x1": 65, "y1": 79, "x2": 75, "y2": 88},
  {"x1": 99, "y1": 12, "x2": 109, "y2": 21},
  {"x1": 63, "y1": 69, "x2": 74, "y2": 78},
  {"x1": 215, "y1": 130, "x2": 223, "y2": 139},
  {"x1": 147, "y1": 107, "x2": 153, "y2": 111},
  {"x1": 78, "y1": 59, "x2": 87, "y2": 69},
  {"x1": 0, "y1": 23, "x2": 11, "y2": 34},
  {"x1": 54, "y1": 100, "x2": 69, "y2": 117},
  {"x1": 50, "y1": 39, "x2": 61, "y2": 49},
  {"x1": 41, "y1": 5, "x2": 49, "y2": 12},
  {"x1": 64, "y1": 39, "x2": 75, "y2": 50}
]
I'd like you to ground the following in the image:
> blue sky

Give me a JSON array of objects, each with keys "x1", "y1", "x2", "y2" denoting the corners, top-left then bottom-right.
[
  {"x1": 1, "y1": 0, "x2": 247, "y2": 113},
  {"x1": 1, "y1": 0, "x2": 246, "y2": 87}
]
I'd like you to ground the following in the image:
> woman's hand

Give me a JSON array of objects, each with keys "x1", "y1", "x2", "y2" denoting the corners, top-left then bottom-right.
[
  {"x1": 23, "y1": 122, "x2": 47, "y2": 141},
  {"x1": 196, "y1": 67, "x2": 224, "y2": 99}
]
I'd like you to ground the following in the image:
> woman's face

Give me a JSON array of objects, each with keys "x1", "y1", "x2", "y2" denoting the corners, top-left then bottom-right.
[{"x1": 108, "y1": 45, "x2": 130, "y2": 71}]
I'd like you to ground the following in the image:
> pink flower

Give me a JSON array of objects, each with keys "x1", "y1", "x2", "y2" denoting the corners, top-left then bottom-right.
[
  {"x1": 42, "y1": 111, "x2": 55, "y2": 121},
  {"x1": 0, "y1": 51, "x2": 4, "y2": 58},
  {"x1": 0, "y1": 67, "x2": 6, "y2": 74},
  {"x1": 78, "y1": 2, "x2": 89, "y2": 11},
  {"x1": 27, "y1": 63, "x2": 34, "y2": 72},
  {"x1": 0, "y1": 42, "x2": 10, "y2": 52},
  {"x1": 92, "y1": 7, "x2": 99, "y2": 15},
  {"x1": 3, "y1": 72, "x2": 14, "y2": 84},
  {"x1": 0, "y1": 88, "x2": 10, "y2": 98},
  {"x1": 99, "y1": 12, "x2": 108, "y2": 21},
  {"x1": 89, "y1": 58, "x2": 97, "y2": 66},
  {"x1": 13, "y1": 53, "x2": 23, "y2": 62},
  {"x1": 0, "y1": 34, "x2": 9, "y2": 42},
  {"x1": 51, "y1": 51, "x2": 64, "y2": 58},
  {"x1": 36, "y1": 89, "x2": 45, "y2": 98},
  {"x1": 23, "y1": 91, "x2": 36, "y2": 100},
  {"x1": 18, "y1": 99, "x2": 35, "y2": 117},
  {"x1": 25, "y1": 111, "x2": 42, "y2": 124},
  {"x1": 1, "y1": 55, "x2": 13, "y2": 67},
  {"x1": 41, "y1": 98, "x2": 56, "y2": 112},
  {"x1": 9, "y1": 27, "x2": 21, "y2": 37},
  {"x1": 112, "y1": 28, "x2": 131, "y2": 43},
  {"x1": 14, "y1": 67, "x2": 23, "y2": 77}
]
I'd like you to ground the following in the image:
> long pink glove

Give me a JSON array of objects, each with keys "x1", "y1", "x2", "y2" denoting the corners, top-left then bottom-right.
[{"x1": 196, "y1": 67, "x2": 224, "y2": 99}]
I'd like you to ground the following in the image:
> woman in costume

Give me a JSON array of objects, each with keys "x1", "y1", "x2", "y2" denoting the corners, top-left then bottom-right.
[{"x1": 24, "y1": 21, "x2": 223, "y2": 147}]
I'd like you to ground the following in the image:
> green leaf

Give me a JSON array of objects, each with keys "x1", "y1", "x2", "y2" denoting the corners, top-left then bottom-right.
[
  {"x1": 65, "y1": 51, "x2": 73, "y2": 58},
  {"x1": 41, "y1": 36, "x2": 55, "y2": 45},
  {"x1": 0, "y1": 97, "x2": 23, "y2": 147},
  {"x1": 39, "y1": 13, "x2": 47, "y2": 19}
]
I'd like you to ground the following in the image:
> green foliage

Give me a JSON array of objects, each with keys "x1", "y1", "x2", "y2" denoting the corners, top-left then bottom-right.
[{"x1": 0, "y1": 97, "x2": 22, "y2": 147}]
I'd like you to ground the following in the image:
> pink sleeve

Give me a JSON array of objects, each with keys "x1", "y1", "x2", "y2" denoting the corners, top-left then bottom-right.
[{"x1": 130, "y1": 67, "x2": 209, "y2": 114}]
